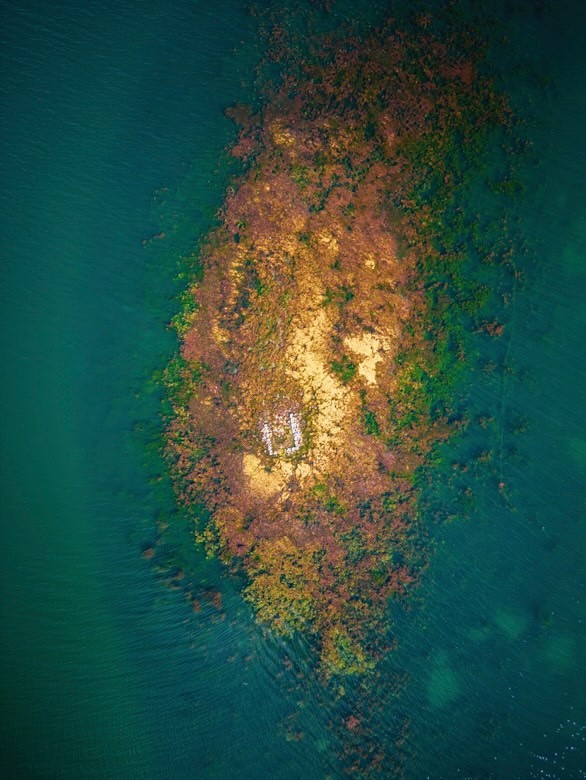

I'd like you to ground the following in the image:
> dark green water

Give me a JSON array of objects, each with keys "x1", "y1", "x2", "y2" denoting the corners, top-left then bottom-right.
[{"x1": 0, "y1": 0, "x2": 583, "y2": 778}]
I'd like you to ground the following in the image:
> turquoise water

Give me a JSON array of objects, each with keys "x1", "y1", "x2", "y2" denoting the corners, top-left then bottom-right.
[{"x1": 0, "y1": 0, "x2": 584, "y2": 778}]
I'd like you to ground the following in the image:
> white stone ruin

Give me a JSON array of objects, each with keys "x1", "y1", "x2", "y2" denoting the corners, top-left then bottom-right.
[{"x1": 261, "y1": 412, "x2": 302, "y2": 456}]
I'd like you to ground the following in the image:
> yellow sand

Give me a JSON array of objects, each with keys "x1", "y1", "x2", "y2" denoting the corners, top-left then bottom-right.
[{"x1": 344, "y1": 332, "x2": 391, "y2": 385}]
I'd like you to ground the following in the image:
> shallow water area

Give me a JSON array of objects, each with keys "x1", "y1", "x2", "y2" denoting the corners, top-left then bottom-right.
[{"x1": 0, "y1": 0, "x2": 333, "y2": 776}]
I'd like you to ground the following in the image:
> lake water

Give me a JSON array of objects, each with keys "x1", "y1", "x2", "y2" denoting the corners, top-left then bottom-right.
[{"x1": 0, "y1": 0, "x2": 584, "y2": 777}]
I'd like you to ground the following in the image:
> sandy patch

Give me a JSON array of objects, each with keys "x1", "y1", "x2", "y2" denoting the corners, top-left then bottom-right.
[
  {"x1": 344, "y1": 332, "x2": 392, "y2": 385},
  {"x1": 284, "y1": 293, "x2": 354, "y2": 477},
  {"x1": 242, "y1": 453, "x2": 292, "y2": 497}
]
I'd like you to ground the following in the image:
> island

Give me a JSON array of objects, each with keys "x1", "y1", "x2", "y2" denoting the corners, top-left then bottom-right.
[{"x1": 164, "y1": 13, "x2": 509, "y2": 676}]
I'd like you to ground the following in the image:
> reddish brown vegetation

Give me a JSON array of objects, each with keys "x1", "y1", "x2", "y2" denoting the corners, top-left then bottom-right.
[{"x1": 164, "y1": 19, "x2": 508, "y2": 675}]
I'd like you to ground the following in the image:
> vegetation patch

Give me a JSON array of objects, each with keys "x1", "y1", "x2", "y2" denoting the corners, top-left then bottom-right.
[{"x1": 163, "y1": 9, "x2": 512, "y2": 677}]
